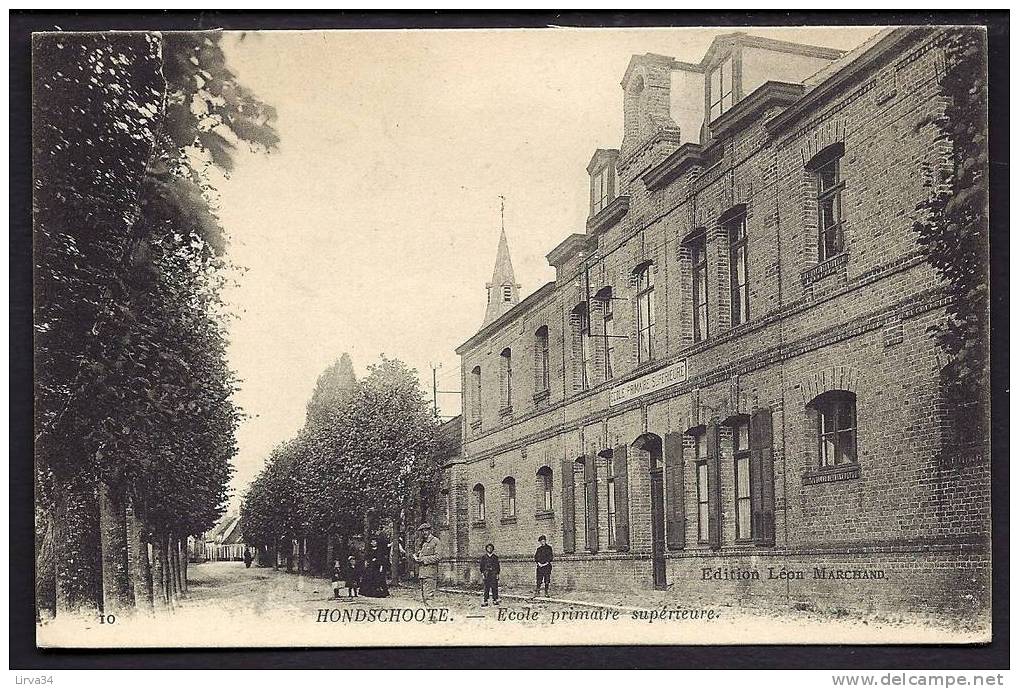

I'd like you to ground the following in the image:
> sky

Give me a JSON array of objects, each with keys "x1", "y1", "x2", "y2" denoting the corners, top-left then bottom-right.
[{"x1": 214, "y1": 25, "x2": 884, "y2": 506}]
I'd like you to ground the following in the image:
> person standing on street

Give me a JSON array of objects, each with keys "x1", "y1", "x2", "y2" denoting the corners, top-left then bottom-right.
[
  {"x1": 413, "y1": 523, "x2": 443, "y2": 605},
  {"x1": 243, "y1": 547, "x2": 253, "y2": 569},
  {"x1": 479, "y1": 543, "x2": 501, "y2": 607},
  {"x1": 534, "y1": 535, "x2": 553, "y2": 598}
]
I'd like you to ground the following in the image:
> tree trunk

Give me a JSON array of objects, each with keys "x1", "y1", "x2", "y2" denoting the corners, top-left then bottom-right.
[
  {"x1": 98, "y1": 481, "x2": 132, "y2": 615},
  {"x1": 181, "y1": 539, "x2": 189, "y2": 595},
  {"x1": 389, "y1": 516, "x2": 400, "y2": 585},
  {"x1": 126, "y1": 504, "x2": 153, "y2": 612},
  {"x1": 52, "y1": 477, "x2": 103, "y2": 617},
  {"x1": 151, "y1": 536, "x2": 167, "y2": 611},
  {"x1": 273, "y1": 537, "x2": 279, "y2": 571},
  {"x1": 167, "y1": 534, "x2": 179, "y2": 602}
]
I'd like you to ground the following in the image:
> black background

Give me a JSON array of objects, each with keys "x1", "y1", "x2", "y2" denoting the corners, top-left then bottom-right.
[{"x1": 9, "y1": 10, "x2": 1010, "y2": 670}]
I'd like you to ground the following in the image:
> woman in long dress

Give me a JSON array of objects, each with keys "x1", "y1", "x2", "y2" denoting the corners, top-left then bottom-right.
[{"x1": 360, "y1": 538, "x2": 389, "y2": 598}]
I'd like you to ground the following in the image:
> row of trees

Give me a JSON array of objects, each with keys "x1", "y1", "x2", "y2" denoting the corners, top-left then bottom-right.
[
  {"x1": 241, "y1": 354, "x2": 441, "y2": 577},
  {"x1": 34, "y1": 31, "x2": 278, "y2": 618}
]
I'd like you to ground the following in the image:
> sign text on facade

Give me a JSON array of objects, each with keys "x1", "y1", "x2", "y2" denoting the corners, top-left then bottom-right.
[{"x1": 609, "y1": 360, "x2": 688, "y2": 406}]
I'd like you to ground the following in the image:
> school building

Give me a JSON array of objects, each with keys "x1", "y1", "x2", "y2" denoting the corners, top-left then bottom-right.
[{"x1": 439, "y1": 27, "x2": 989, "y2": 618}]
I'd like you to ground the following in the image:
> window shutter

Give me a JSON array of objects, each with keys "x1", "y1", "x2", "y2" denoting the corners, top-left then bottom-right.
[
  {"x1": 584, "y1": 454, "x2": 599, "y2": 553},
  {"x1": 664, "y1": 432, "x2": 686, "y2": 550},
  {"x1": 612, "y1": 445, "x2": 630, "y2": 551},
  {"x1": 751, "y1": 407, "x2": 775, "y2": 546},
  {"x1": 560, "y1": 459, "x2": 575, "y2": 553},
  {"x1": 706, "y1": 423, "x2": 722, "y2": 550}
]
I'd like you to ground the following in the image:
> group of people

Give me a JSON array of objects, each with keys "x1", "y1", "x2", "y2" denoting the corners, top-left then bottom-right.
[
  {"x1": 330, "y1": 523, "x2": 444, "y2": 604},
  {"x1": 478, "y1": 535, "x2": 554, "y2": 606},
  {"x1": 331, "y1": 536, "x2": 394, "y2": 599}
]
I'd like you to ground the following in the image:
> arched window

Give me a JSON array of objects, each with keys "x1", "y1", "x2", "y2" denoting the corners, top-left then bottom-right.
[
  {"x1": 731, "y1": 416, "x2": 752, "y2": 541},
  {"x1": 571, "y1": 303, "x2": 592, "y2": 390},
  {"x1": 536, "y1": 466, "x2": 553, "y2": 513},
  {"x1": 534, "y1": 326, "x2": 550, "y2": 392},
  {"x1": 596, "y1": 287, "x2": 615, "y2": 380},
  {"x1": 635, "y1": 264, "x2": 656, "y2": 362},
  {"x1": 470, "y1": 366, "x2": 482, "y2": 423},
  {"x1": 472, "y1": 484, "x2": 486, "y2": 523},
  {"x1": 684, "y1": 232, "x2": 709, "y2": 342},
  {"x1": 500, "y1": 348, "x2": 513, "y2": 409},
  {"x1": 440, "y1": 488, "x2": 451, "y2": 526},
  {"x1": 808, "y1": 143, "x2": 846, "y2": 262},
  {"x1": 810, "y1": 390, "x2": 857, "y2": 467},
  {"x1": 501, "y1": 477, "x2": 517, "y2": 518}
]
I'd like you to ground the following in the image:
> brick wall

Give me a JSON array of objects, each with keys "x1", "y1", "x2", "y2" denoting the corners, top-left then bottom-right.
[{"x1": 452, "y1": 28, "x2": 989, "y2": 620}]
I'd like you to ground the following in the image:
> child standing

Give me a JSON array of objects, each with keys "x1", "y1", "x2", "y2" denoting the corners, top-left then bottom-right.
[
  {"x1": 479, "y1": 543, "x2": 501, "y2": 606},
  {"x1": 345, "y1": 555, "x2": 361, "y2": 598},
  {"x1": 330, "y1": 560, "x2": 343, "y2": 599}
]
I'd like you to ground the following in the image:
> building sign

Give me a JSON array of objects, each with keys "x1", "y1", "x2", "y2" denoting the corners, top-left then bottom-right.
[{"x1": 609, "y1": 360, "x2": 688, "y2": 406}]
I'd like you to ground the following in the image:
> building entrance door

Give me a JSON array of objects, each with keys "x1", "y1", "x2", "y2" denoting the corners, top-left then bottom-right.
[{"x1": 650, "y1": 468, "x2": 667, "y2": 589}]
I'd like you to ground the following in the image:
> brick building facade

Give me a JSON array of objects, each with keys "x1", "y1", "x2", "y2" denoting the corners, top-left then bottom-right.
[{"x1": 444, "y1": 27, "x2": 989, "y2": 619}]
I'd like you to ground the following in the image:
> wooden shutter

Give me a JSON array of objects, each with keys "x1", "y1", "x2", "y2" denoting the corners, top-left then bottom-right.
[
  {"x1": 751, "y1": 407, "x2": 775, "y2": 546},
  {"x1": 706, "y1": 423, "x2": 722, "y2": 550},
  {"x1": 612, "y1": 445, "x2": 630, "y2": 551},
  {"x1": 561, "y1": 459, "x2": 576, "y2": 553},
  {"x1": 584, "y1": 455, "x2": 599, "y2": 553},
  {"x1": 664, "y1": 432, "x2": 686, "y2": 550}
]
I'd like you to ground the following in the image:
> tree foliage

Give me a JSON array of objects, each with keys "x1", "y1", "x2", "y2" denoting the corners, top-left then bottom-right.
[
  {"x1": 242, "y1": 355, "x2": 439, "y2": 560},
  {"x1": 33, "y1": 30, "x2": 278, "y2": 612},
  {"x1": 912, "y1": 29, "x2": 989, "y2": 424}
]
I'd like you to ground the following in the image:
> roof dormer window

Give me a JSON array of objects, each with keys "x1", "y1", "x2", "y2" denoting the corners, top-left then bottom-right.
[
  {"x1": 591, "y1": 163, "x2": 616, "y2": 215},
  {"x1": 708, "y1": 55, "x2": 734, "y2": 121}
]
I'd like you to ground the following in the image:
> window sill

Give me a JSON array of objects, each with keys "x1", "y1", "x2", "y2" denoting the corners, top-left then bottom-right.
[
  {"x1": 500, "y1": 516, "x2": 518, "y2": 526},
  {"x1": 471, "y1": 520, "x2": 487, "y2": 529},
  {"x1": 532, "y1": 389, "x2": 550, "y2": 404},
  {"x1": 534, "y1": 510, "x2": 555, "y2": 521},
  {"x1": 801, "y1": 250, "x2": 849, "y2": 286},
  {"x1": 470, "y1": 419, "x2": 482, "y2": 432},
  {"x1": 802, "y1": 464, "x2": 860, "y2": 485},
  {"x1": 498, "y1": 405, "x2": 513, "y2": 419}
]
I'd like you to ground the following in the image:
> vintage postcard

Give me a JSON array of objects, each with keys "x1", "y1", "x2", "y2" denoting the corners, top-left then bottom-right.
[{"x1": 32, "y1": 23, "x2": 992, "y2": 649}]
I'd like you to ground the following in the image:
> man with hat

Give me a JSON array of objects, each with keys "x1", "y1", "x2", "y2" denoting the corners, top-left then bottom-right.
[{"x1": 412, "y1": 522, "x2": 443, "y2": 605}]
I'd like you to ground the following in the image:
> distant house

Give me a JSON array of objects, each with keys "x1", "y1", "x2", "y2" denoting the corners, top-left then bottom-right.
[{"x1": 200, "y1": 513, "x2": 247, "y2": 562}]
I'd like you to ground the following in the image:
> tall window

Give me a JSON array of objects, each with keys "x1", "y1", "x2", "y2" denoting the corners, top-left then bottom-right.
[
  {"x1": 537, "y1": 466, "x2": 553, "y2": 512},
  {"x1": 599, "y1": 289, "x2": 616, "y2": 380},
  {"x1": 502, "y1": 477, "x2": 517, "y2": 518},
  {"x1": 577, "y1": 303, "x2": 592, "y2": 390},
  {"x1": 635, "y1": 265, "x2": 656, "y2": 363},
  {"x1": 472, "y1": 484, "x2": 486, "y2": 523},
  {"x1": 709, "y1": 56, "x2": 734, "y2": 121},
  {"x1": 814, "y1": 391, "x2": 857, "y2": 467},
  {"x1": 690, "y1": 233, "x2": 709, "y2": 342},
  {"x1": 502, "y1": 284, "x2": 513, "y2": 302},
  {"x1": 815, "y1": 150, "x2": 844, "y2": 261},
  {"x1": 535, "y1": 326, "x2": 550, "y2": 392},
  {"x1": 606, "y1": 471, "x2": 617, "y2": 548},
  {"x1": 728, "y1": 215, "x2": 750, "y2": 326},
  {"x1": 733, "y1": 419, "x2": 752, "y2": 541},
  {"x1": 440, "y1": 488, "x2": 451, "y2": 525},
  {"x1": 592, "y1": 165, "x2": 613, "y2": 214},
  {"x1": 470, "y1": 366, "x2": 482, "y2": 423},
  {"x1": 694, "y1": 432, "x2": 709, "y2": 542},
  {"x1": 500, "y1": 348, "x2": 512, "y2": 408}
]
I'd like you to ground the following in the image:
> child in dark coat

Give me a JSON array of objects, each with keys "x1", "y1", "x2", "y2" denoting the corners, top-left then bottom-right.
[
  {"x1": 479, "y1": 543, "x2": 501, "y2": 606},
  {"x1": 344, "y1": 555, "x2": 361, "y2": 598},
  {"x1": 331, "y1": 560, "x2": 343, "y2": 599}
]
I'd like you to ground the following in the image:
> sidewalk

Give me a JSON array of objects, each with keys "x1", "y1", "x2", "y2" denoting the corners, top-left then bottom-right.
[{"x1": 439, "y1": 581, "x2": 987, "y2": 635}]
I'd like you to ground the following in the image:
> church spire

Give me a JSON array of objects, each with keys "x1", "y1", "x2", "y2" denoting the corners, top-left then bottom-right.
[{"x1": 483, "y1": 196, "x2": 521, "y2": 326}]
